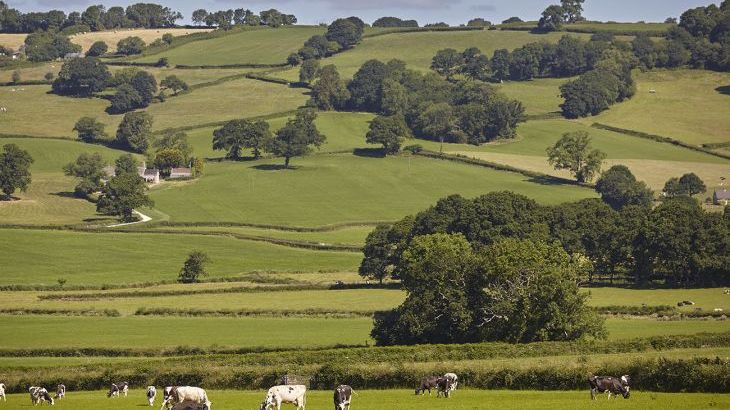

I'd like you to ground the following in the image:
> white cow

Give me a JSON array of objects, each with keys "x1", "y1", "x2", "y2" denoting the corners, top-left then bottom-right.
[
  {"x1": 147, "y1": 386, "x2": 157, "y2": 406},
  {"x1": 0, "y1": 383, "x2": 6, "y2": 401},
  {"x1": 444, "y1": 373, "x2": 458, "y2": 392},
  {"x1": 260, "y1": 385, "x2": 306, "y2": 410},
  {"x1": 29, "y1": 387, "x2": 54, "y2": 406},
  {"x1": 161, "y1": 386, "x2": 211, "y2": 410}
]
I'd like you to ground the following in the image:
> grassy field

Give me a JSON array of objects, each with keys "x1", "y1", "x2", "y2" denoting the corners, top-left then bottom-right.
[
  {"x1": 134, "y1": 26, "x2": 324, "y2": 66},
  {"x1": 0, "y1": 61, "x2": 60, "y2": 82},
  {"x1": 149, "y1": 153, "x2": 595, "y2": 227},
  {"x1": 499, "y1": 21, "x2": 673, "y2": 34},
  {"x1": 0, "y1": 316, "x2": 727, "y2": 350},
  {"x1": 0, "y1": 33, "x2": 26, "y2": 50},
  {"x1": 0, "y1": 229, "x2": 361, "y2": 286},
  {"x1": 497, "y1": 77, "x2": 569, "y2": 116},
  {"x1": 2, "y1": 389, "x2": 727, "y2": 410},
  {"x1": 0, "y1": 138, "x2": 135, "y2": 225},
  {"x1": 275, "y1": 30, "x2": 590, "y2": 81},
  {"x1": 106, "y1": 65, "x2": 262, "y2": 86},
  {"x1": 145, "y1": 77, "x2": 308, "y2": 131},
  {"x1": 586, "y1": 287, "x2": 730, "y2": 312},
  {"x1": 583, "y1": 69, "x2": 730, "y2": 146},
  {"x1": 70, "y1": 28, "x2": 213, "y2": 52}
]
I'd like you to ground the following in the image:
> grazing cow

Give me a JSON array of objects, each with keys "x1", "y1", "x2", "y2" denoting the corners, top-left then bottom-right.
[
  {"x1": 0, "y1": 383, "x2": 6, "y2": 401},
  {"x1": 444, "y1": 373, "x2": 458, "y2": 392},
  {"x1": 436, "y1": 378, "x2": 453, "y2": 398},
  {"x1": 55, "y1": 384, "x2": 65, "y2": 399},
  {"x1": 161, "y1": 387, "x2": 175, "y2": 409},
  {"x1": 29, "y1": 387, "x2": 54, "y2": 406},
  {"x1": 415, "y1": 376, "x2": 442, "y2": 396},
  {"x1": 147, "y1": 386, "x2": 157, "y2": 406},
  {"x1": 333, "y1": 385, "x2": 353, "y2": 410},
  {"x1": 260, "y1": 385, "x2": 306, "y2": 410},
  {"x1": 107, "y1": 382, "x2": 129, "y2": 398},
  {"x1": 162, "y1": 386, "x2": 211, "y2": 410},
  {"x1": 588, "y1": 375, "x2": 630, "y2": 400}
]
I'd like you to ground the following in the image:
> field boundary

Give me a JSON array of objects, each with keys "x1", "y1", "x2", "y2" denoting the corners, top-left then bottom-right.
[
  {"x1": 152, "y1": 109, "x2": 302, "y2": 135},
  {"x1": 134, "y1": 307, "x2": 376, "y2": 318},
  {"x1": 146, "y1": 220, "x2": 386, "y2": 232},
  {"x1": 0, "y1": 308, "x2": 120, "y2": 317},
  {"x1": 591, "y1": 123, "x2": 730, "y2": 161}
]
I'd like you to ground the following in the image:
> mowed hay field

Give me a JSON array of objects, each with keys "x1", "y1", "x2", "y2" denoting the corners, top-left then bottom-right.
[
  {"x1": 0, "y1": 138, "x2": 134, "y2": 224},
  {"x1": 2, "y1": 390, "x2": 727, "y2": 410},
  {"x1": 149, "y1": 154, "x2": 596, "y2": 227},
  {"x1": 0, "y1": 62, "x2": 61, "y2": 82},
  {"x1": 583, "y1": 69, "x2": 730, "y2": 146},
  {"x1": 275, "y1": 30, "x2": 590, "y2": 81},
  {"x1": 0, "y1": 33, "x2": 26, "y2": 50},
  {"x1": 70, "y1": 28, "x2": 213, "y2": 52},
  {"x1": 0, "y1": 229, "x2": 361, "y2": 285},
  {"x1": 134, "y1": 26, "x2": 324, "y2": 66}
]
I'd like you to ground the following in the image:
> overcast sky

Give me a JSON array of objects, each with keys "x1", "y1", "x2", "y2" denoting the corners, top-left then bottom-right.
[{"x1": 7, "y1": 0, "x2": 716, "y2": 26}]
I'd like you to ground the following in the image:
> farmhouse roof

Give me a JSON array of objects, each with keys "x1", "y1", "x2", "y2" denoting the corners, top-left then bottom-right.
[
  {"x1": 715, "y1": 189, "x2": 730, "y2": 200},
  {"x1": 143, "y1": 169, "x2": 159, "y2": 177},
  {"x1": 171, "y1": 167, "x2": 192, "y2": 174},
  {"x1": 64, "y1": 52, "x2": 84, "y2": 59}
]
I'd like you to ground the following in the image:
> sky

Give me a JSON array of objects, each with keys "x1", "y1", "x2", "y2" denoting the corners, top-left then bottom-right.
[{"x1": 7, "y1": 0, "x2": 717, "y2": 26}]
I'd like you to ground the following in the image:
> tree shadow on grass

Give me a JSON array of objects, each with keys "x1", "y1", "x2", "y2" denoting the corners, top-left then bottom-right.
[
  {"x1": 51, "y1": 191, "x2": 79, "y2": 199},
  {"x1": 526, "y1": 175, "x2": 584, "y2": 187},
  {"x1": 252, "y1": 164, "x2": 297, "y2": 171},
  {"x1": 715, "y1": 85, "x2": 730, "y2": 95},
  {"x1": 0, "y1": 195, "x2": 20, "y2": 201},
  {"x1": 353, "y1": 148, "x2": 386, "y2": 158}
]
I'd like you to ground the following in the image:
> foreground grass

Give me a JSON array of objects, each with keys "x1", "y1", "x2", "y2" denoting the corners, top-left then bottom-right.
[
  {"x1": 0, "y1": 316, "x2": 728, "y2": 350},
  {"x1": 583, "y1": 69, "x2": 730, "y2": 146},
  {"x1": 150, "y1": 153, "x2": 595, "y2": 227},
  {"x1": 2, "y1": 389, "x2": 729, "y2": 410},
  {"x1": 0, "y1": 229, "x2": 361, "y2": 286},
  {"x1": 134, "y1": 26, "x2": 324, "y2": 66}
]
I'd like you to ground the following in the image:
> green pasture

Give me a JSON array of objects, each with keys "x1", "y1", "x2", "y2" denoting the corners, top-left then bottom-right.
[
  {"x1": 2, "y1": 389, "x2": 727, "y2": 410},
  {"x1": 497, "y1": 77, "x2": 569, "y2": 116},
  {"x1": 147, "y1": 224, "x2": 373, "y2": 246},
  {"x1": 0, "y1": 85, "x2": 118, "y2": 138},
  {"x1": 149, "y1": 153, "x2": 595, "y2": 227},
  {"x1": 499, "y1": 21, "x2": 672, "y2": 34},
  {"x1": 586, "y1": 287, "x2": 730, "y2": 313},
  {"x1": 0, "y1": 138, "x2": 133, "y2": 225},
  {"x1": 107, "y1": 65, "x2": 263, "y2": 87},
  {"x1": 134, "y1": 26, "x2": 325, "y2": 66},
  {"x1": 0, "y1": 229, "x2": 361, "y2": 286},
  {"x1": 0, "y1": 316, "x2": 728, "y2": 350},
  {"x1": 583, "y1": 69, "x2": 730, "y2": 146},
  {"x1": 275, "y1": 30, "x2": 589, "y2": 81},
  {"x1": 0, "y1": 61, "x2": 59, "y2": 82}
]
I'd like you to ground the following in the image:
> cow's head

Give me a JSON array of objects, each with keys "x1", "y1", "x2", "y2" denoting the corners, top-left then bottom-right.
[
  {"x1": 620, "y1": 375, "x2": 631, "y2": 398},
  {"x1": 260, "y1": 393, "x2": 273, "y2": 410},
  {"x1": 107, "y1": 384, "x2": 117, "y2": 398}
]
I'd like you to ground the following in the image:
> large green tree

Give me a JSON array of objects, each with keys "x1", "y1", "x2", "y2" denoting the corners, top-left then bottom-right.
[
  {"x1": 325, "y1": 18, "x2": 363, "y2": 49},
  {"x1": 96, "y1": 171, "x2": 153, "y2": 222},
  {"x1": 178, "y1": 251, "x2": 211, "y2": 283},
  {"x1": 116, "y1": 111, "x2": 153, "y2": 153},
  {"x1": 63, "y1": 152, "x2": 106, "y2": 196},
  {"x1": 0, "y1": 144, "x2": 33, "y2": 200},
  {"x1": 266, "y1": 109, "x2": 325, "y2": 168},
  {"x1": 595, "y1": 165, "x2": 654, "y2": 210},
  {"x1": 431, "y1": 48, "x2": 463, "y2": 80},
  {"x1": 116, "y1": 36, "x2": 146, "y2": 55},
  {"x1": 538, "y1": 4, "x2": 565, "y2": 32},
  {"x1": 560, "y1": 0, "x2": 585, "y2": 23},
  {"x1": 73, "y1": 117, "x2": 108, "y2": 143},
  {"x1": 546, "y1": 131, "x2": 606, "y2": 183},
  {"x1": 366, "y1": 115, "x2": 410, "y2": 155},
  {"x1": 52, "y1": 57, "x2": 111, "y2": 97},
  {"x1": 311, "y1": 65, "x2": 350, "y2": 110},
  {"x1": 213, "y1": 119, "x2": 272, "y2": 160}
]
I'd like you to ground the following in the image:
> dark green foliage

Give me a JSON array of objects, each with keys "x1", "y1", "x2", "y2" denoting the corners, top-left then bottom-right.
[
  {"x1": 595, "y1": 165, "x2": 654, "y2": 210},
  {"x1": 664, "y1": 173, "x2": 707, "y2": 197},
  {"x1": 51, "y1": 57, "x2": 111, "y2": 97},
  {"x1": 538, "y1": 4, "x2": 565, "y2": 32},
  {"x1": 431, "y1": 48, "x2": 463, "y2": 79},
  {"x1": 116, "y1": 36, "x2": 146, "y2": 55},
  {"x1": 114, "y1": 154, "x2": 138, "y2": 176},
  {"x1": 287, "y1": 53, "x2": 302, "y2": 66},
  {"x1": 0, "y1": 144, "x2": 33, "y2": 199},
  {"x1": 372, "y1": 234, "x2": 605, "y2": 345},
  {"x1": 326, "y1": 18, "x2": 363, "y2": 49},
  {"x1": 44, "y1": 71, "x2": 54, "y2": 81},
  {"x1": 23, "y1": 31, "x2": 80, "y2": 62},
  {"x1": 96, "y1": 171, "x2": 153, "y2": 222},
  {"x1": 86, "y1": 41, "x2": 108, "y2": 57},
  {"x1": 116, "y1": 111, "x2": 153, "y2": 153},
  {"x1": 561, "y1": 0, "x2": 585, "y2": 23},
  {"x1": 110, "y1": 70, "x2": 157, "y2": 113},
  {"x1": 63, "y1": 152, "x2": 107, "y2": 197},
  {"x1": 160, "y1": 75, "x2": 188, "y2": 95},
  {"x1": 490, "y1": 49, "x2": 510, "y2": 81},
  {"x1": 109, "y1": 84, "x2": 143, "y2": 114},
  {"x1": 372, "y1": 17, "x2": 419, "y2": 28},
  {"x1": 348, "y1": 59, "x2": 390, "y2": 111},
  {"x1": 213, "y1": 119, "x2": 272, "y2": 160},
  {"x1": 73, "y1": 117, "x2": 107, "y2": 143},
  {"x1": 502, "y1": 17, "x2": 524, "y2": 24},
  {"x1": 559, "y1": 54, "x2": 635, "y2": 118},
  {"x1": 365, "y1": 115, "x2": 410, "y2": 154},
  {"x1": 311, "y1": 65, "x2": 350, "y2": 110},
  {"x1": 546, "y1": 131, "x2": 606, "y2": 183},
  {"x1": 266, "y1": 109, "x2": 325, "y2": 168},
  {"x1": 178, "y1": 251, "x2": 210, "y2": 283},
  {"x1": 298, "y1": 59, "x2": 320, "y2": 83},
  {"x1": 467, "y1": 18, "x2": 491, "y2": 27}
]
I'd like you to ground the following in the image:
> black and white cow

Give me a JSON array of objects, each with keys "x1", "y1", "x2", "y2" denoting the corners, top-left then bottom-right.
[
  {"x1": 415, "y1": 376, "x2": 443, "y2": 396},
  {"x1": 436, "y1": 378, "x2": 453, "y2": 398},
  {"x1": 443, "y1": 373, "x2": 458, "y2": 393},
  {"x1": 333, "y1": 385, "x2": 353, "y2": 410},
  {"x1": 147, "y1": 386, "x2": 157, "y2": 406},
  {"x1": 107, "y1": 382, "x2": 129, "y2": 398},
  {"x1": 161, "y1": 386, "x2": 175, "y2": 409},
  {"x1": 55, "y1": 384, "x2": 65, "y2": 399},
  {"x1": 29, "y1": 386, "x2": 54, "y2": 406},
  {"x1": 589, "y1": 375, "x2": 630, "y2": 400},
  {"x1": 0, "y1": 383, "x2": 6, "y2": 402}
]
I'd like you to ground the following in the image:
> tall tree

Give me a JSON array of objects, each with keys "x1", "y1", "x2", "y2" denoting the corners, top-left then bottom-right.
[
  {"x1": 96, "y1": 172, "x2": 153, "y2": 222},
  {"x1": 311, "y1": 65, "x2": 350, "y2": 110},
  {"x1": 73, "y1": 117, "x2": 107, "y2": 143},
  {"x1": 116, "y1": 112, "x2": 153, "y2": 153},
  {"x1": 0, "y1": 144, "x2": 33, "y2": 200},
  {"x1": 191, "y1": 9, "x2": 208, "y2": 25},
  {"x1": 213, "y1": 119, "x2": 272, "y2": 160},
  {"x1": 595, "y1": 165, "x2": 654, "y2": 210},
  {"x1": 160, "y1": 75, "x2": 188, "y2": 95},
  {"x1": 299, "y1": 59, "x2": 320, "y2": 83},
  {"x1": 63, "y1": 152, "x2": 106, "y2": 196},
  {"x1": 431, "y1": 48, "x2": 463, "y2": 79},
  {"x1": 679, "y1": 173, "x2": 707, "y2": 196},
  {"x1": 266, "y1": 109, "x2": 325, "y2": 168},
  {"x1": 546, "y1": 131, "x2": 606, "y2": 183},
  {"x1": 325, "y1": 18, "x2": 363, "y2": 49},
  {"x1": 366, "y1": 115, "x2": 410, "y2": 155},
  {"x1": 560, "y1": 0, "x2": 585, "y2": 23},
  {"x1": 490, "y1": 49, "x2": 511, "y2": 81},
  {"x1": 178, "y1": 251, "x2": 210, "y2": 283},
  {"x1": 52, "y1": 57, "x2": 110, "y2": 97},
  {"x1": 538, "y1": 4, "x2": 565, "y2": 32}
]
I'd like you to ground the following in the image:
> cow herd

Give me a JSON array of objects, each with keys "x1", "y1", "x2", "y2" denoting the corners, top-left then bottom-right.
[{"x1": 0, "y1": 372, "x2": 633, "y2": 408}]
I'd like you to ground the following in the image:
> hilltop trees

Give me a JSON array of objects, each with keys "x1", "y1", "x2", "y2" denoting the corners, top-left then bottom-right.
[
  {"x1": 213, "y1": 119, "x2": 272, "y2": 160},
  {"x1": 561, "y1": 0, "x2": 586, "y2": 23},
  {"x1": 372, "y1": 17, "x2": 418, "y2": 28},
  {"x1": 23, "y1": 31, "x2": 79, "y2": 62},
  {"x1": 547, "y1": 131, "x2": 606, "y2": 183},
  {"x1": 663, "y1": 173, "x2": 707, "y2": 197},
  {"x1": 0, "y1": 144, "x2": 33, "y2": 200},
  {"x1": 52, "y1": 57, "x2": 111, "y2": 97},
  {"x1": 116, "y1": 112, "x2": 153, "y2": 153},
  {"x1": 326, "y1": 18, "x2": 363, "y2": 49},
  {"x1": 267, "y1": 109, "x2": 325, "y2": 168},
  {"x1": 538, "y1": 5, "x2": 565, "y2": 32},
  {"x1": 366, "y1": 115, "x2": 410, "y2": 154},
  {"x1": 63, "y1": 152, "x2": 106, "y2": 196}
]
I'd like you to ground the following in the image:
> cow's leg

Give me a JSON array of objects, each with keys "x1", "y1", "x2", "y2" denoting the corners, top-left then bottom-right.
[
  {"x1": 590, "y1": 388, "x2": 596, "y2": 400},
  {"x1": 607, "y1": 391, "x2": 612, "y2": 400}
]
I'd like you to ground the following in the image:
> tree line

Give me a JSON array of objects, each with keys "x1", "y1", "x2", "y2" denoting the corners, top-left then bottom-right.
[
  {"x1": 0, "y1": 2, "x2": 182, "y2": 33},
  {"x1": 190, "y1": 8, "x2": 296, "y2": 29}
]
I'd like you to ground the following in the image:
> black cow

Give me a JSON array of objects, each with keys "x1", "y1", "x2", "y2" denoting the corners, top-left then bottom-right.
[
  {"x1": 436, "y1": 378, "x2": 453, "y2": 398},
  {"x1": 333, "y1": 385, "x2": 353, "y2": 410},
  {"x1": 589, "y1": 375, "x2": 630, "y2": 400},
  {"x1": 415, "y1": 376, "x2": 443, "y2": 396},
  {"x1": 171, "y1": 403, "x2": 205, "y2": 410}
]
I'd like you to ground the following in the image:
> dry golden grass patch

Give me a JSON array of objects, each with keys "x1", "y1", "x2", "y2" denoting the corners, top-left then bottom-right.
[
  {"x1": 70, "y1": 28, "x2": 212, "y2": 52},
  {"x1": 0, "y1": 33, "x2": 26, "y2": 50}
]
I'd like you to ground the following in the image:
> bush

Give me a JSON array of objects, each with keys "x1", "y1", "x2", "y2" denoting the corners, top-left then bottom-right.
[
  {"x1": 117, "y1": 36, "x2": 146, "y2": 55},
  {"x1": 86, "y1": 41, "x2": 108, "y2": 57}
]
